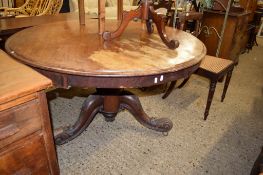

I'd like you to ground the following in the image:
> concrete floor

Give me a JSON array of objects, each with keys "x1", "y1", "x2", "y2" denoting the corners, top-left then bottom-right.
[{"x1": 48, "y1": 38, "x2": 263, "y2": 175}]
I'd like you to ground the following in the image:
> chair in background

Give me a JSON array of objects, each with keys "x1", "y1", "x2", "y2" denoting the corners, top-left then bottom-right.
[
  {"x1": 0, "y1": 0, "x2": 63, "y2": 17},
  {"x1": 0, "y1": 0, "x2": 15, "y2": 8},
  {"x1": 162, "y1": 12, "x2": 235, "y2": 120}
]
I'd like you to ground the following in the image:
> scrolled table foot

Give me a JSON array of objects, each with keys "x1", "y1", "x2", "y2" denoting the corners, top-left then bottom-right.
[
  {"x1": 55, "y1": 95, "x2": 103, "y2": 145},
  {"x1": 55, "y1": 127, "x2": 74, "y2": 145},
  {"x1": 120, "y1": 94, "x2": 173, "y2": 132}
]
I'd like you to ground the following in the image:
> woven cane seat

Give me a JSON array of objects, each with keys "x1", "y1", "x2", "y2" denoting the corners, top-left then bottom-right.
[{"x1": 200, "y1": 55, "x2": 233, "y2": 74}]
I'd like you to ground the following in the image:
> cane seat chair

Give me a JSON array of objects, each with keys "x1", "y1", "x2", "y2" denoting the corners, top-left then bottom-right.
[
  {"x1": 0, "y1": 0, "x2": 63, "y2": 17},
  {"x1": 162, "y1": 11, "x2": 235, "y2": 120}
]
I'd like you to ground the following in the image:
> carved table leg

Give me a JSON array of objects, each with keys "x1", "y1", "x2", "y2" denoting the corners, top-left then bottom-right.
[
  {"x1": 101, "y1": 95, "x2": 120, "y2": 122},
  {"x1": 55, "y1": 89, "x2": 173, "y2": 145},
  {"x1": 55, "y1": 95, "x2": 103, "y2": 145},
  {"x1": 120, "y1": 93, "x2": 173, "y2": 132},
  {"x1": 102, "y1": 1, "x2": 179, "y2": 50}
]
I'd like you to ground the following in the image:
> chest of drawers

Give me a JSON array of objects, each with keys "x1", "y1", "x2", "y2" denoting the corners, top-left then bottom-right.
[{"x1": 0, "y1": 50, "x2": 59, "y2": 175}]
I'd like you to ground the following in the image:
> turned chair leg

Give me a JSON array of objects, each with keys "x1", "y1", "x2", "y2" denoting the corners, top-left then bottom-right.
[
  {"x1": 221, "y1": 68, "x2": 233, "y2": 102},
  {"x1": 204, "y1": 80, "x2": 217, "y2": 120},
  {"x1": 177, "y1": 77, "x2": 190, "y2": 89},
  {"x1": 162, "y1": 81, "x2": 177, "y2": 99}
]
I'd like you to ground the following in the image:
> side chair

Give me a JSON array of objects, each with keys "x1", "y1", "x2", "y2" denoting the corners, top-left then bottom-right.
[
  {"x1": 162, "y1": 12, "x2": 235, "y2": 120},
  {"x1": 0, "y1": 0, "x2": 63, "y2": 17}
]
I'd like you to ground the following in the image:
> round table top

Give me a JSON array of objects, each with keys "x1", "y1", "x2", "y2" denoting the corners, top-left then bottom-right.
[{"x1": 6, "y1": 19, "x2": 206, "y2": 78}]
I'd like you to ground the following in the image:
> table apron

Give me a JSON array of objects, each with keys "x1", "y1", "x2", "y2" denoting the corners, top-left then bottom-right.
[{"x1": 34, "y1": 63, "x2": 200, "y2": 89}]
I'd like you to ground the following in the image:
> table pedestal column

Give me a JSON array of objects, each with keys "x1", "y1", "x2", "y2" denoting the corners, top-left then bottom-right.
[{"x1": 55, "y1": 89, "x2": 173, "y2": 145}]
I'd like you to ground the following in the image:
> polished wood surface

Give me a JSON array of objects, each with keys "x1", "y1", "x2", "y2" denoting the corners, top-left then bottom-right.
[
  {"x1": 6, "y1": 19, "x2": 206, "y2": 78},
  {"x1": 199, "y1": 10, "x2": 250, "y2": 63},
  {"x1": 0, "y1": 50, "x2": 51, "y2": 106}
]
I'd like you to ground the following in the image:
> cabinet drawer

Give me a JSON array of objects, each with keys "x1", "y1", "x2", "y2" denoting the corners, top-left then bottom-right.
[
  {"x1": 0, "y1": 99, "x2": 42, "y2": 149},
  {"x1": 0, "y1": 135, "x2": 50, "y2": 175}
]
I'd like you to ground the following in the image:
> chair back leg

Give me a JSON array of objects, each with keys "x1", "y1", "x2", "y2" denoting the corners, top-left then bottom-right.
[
  {"x1": 221, "y1": 67, "x2": 234, "y2": 102},
  {"x1": 162, "y1": 80, "x2": 177, "y2": 99},
  {"x1": 178, "y1": 77, "x2": 190, "y2": 89},
  {"x1": 204, "y1": 80, "x2": 217, "y2": 120}
]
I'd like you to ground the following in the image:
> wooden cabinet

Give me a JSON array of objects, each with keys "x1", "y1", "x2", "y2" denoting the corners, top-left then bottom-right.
[
  {"x1": 239, "y1": 0, "x2": 257, "y2": 22},
  {"x1": 198, "y1": 10, "x2": 250, "y2": 63},
  {"x1": 0, "y1": 50, "x2": 59, "y2": 175}
]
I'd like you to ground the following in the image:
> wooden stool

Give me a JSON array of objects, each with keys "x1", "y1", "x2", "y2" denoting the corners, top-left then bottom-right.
[
  {"x1": 163, "y1": 55, "x2": 234, "y2": 120},
  {"x1": 162, "y1": 12, "x2": 235, "y2": 120},
  {"x1": 196, "y1": 55, "x2": 234, "y2": 120}
]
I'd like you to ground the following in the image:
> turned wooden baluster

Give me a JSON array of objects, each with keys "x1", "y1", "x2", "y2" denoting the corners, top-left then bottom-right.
[
  {"x1": 117, "y1": 0, "x2": 123, "y2": 21},
  {"x1": 98, "y1": 0, "x2": 106, "y2": 34},
  {"x1": 78, "y1": 0, "x2": 85, "y2": 25}
]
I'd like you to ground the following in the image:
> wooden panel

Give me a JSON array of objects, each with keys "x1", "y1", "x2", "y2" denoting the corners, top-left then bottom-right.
[
  {"x1": 198, "y1": 10, "x2": 250, "y2": 63},
  {"x1": 0, "y1": 93, "x2": 37, "y2": 111},
  {"x1": 199, "y1": 13, "x2": 236, "y2": 59},
  {"x1": 239, "y1": 0, "x2": 257, "y2": 22},
  {"x1": 37, "y1": 91, "x2": 60, "y2": 175},
  {"x1": 0, "y1": 135, "x2": 50, "y2": 175},
  {"x1": 0, "y1": 50, "x2": 52, "y2": 105},
  {"x1": 0, "y1": 99, "x2": 41, "y2": 149}
]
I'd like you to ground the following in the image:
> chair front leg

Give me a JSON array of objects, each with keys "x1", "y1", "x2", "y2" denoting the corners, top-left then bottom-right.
[
  {"x1": 162, "y1": 81, "x2": 177, "y2": 99},
  {"x1": 178, "y1": 77, "x2": 190, "y2": 89},
  {"x1": 204, "y1": 80, "x2": 217, "y2": 120},
  {"x1": 221, "y1": 68, "x2": 233, "y2": 102}
]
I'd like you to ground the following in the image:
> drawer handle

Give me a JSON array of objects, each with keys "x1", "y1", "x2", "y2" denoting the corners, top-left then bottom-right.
[{"x1": 0, "y1": 124, "x2": 19, "y2": 140}]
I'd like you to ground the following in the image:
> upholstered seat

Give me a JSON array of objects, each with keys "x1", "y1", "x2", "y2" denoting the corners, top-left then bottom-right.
[{"x1": 200, "y1": 55, "x2": 233, "y2": 74}]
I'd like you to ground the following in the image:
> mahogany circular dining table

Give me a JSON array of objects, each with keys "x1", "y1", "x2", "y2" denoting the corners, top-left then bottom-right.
[{"x1": 5, "y1": 18, "x2": 206, "y2": 145}]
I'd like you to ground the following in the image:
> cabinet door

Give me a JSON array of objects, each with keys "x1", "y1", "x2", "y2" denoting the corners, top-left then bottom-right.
[{"x1": 0, "y1": 135, "x2": 51, "y2": 175}]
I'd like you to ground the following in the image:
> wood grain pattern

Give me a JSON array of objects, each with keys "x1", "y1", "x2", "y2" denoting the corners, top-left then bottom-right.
[
  {"x1": 0, "y1": 50, "x2": 52, "y2": 106},
  {"x1": 6, "y1": 19, "x2": 206, "y2": 77},
  {"x1": 0, "y1": 134, "x2": 50, "y2": 175},
  {"x1": 0, "y1": 99, "x2": 41, "y2": 149},
  {"x1": 0, "y1": 93, "x2": 37, "y2": 111},
  {"x1": 198, "y1": 10, "x2": 249, "y2": 63}
]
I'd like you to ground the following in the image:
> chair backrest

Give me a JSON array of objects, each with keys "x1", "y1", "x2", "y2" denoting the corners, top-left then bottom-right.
[
  {"x1": 29, "y1": 0, "x2": 63, "y2": 16},
  {"x1": 177, "y1": 12, "x2": 203, "y2": 37},
  {"x1": 45, "y1": 0, "x2": 63, "y2": 15},
  {"x1": 1, "y1": 0, "x2": 15, "y2": 7}
]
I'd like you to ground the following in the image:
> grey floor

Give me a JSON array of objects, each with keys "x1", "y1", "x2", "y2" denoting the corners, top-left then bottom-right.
[{"x1": 48, "y1": 38, "x2": 263, "y2": 175}]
